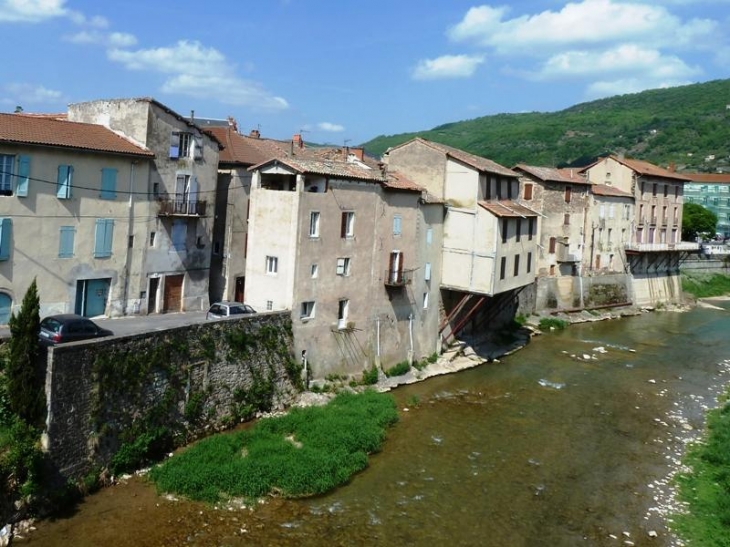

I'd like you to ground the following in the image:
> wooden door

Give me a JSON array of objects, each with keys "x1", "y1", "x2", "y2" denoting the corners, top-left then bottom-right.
[{"x1": 163, "y1": 274, "x2": 184, "y2": 312}]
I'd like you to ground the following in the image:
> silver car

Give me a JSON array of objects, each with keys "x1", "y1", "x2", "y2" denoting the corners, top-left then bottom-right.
[{"x1": 206, "y1": 301, "x2": 257, "y2": 320}]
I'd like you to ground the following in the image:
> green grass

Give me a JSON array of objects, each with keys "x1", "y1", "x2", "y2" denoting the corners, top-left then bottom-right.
[
  {"x1": 681, "y1": 273, "x2": 730, "y2": 299},
  {"x1": 149, "y1": 390, "x2": 398, "y2": 502},
  {"x1": 384, "y1": 361, "x2": 411, "y2": 377},
  {"x1": 673, "y1": 397, "x2": 730, "y2": 545},
  {"x1": 538, "y1": 317, "x2": 568, "y2": 331}
]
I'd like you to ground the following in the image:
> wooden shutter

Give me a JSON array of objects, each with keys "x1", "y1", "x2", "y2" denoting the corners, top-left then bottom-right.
[
  {"x1": 549, "y1": 237, "x2": 556, "y2": 253},
  {"x1": 169, "y1": 132, "x2": 180, "y2": 159},
  {"x1": 59, "y1": 226, "x2": 75, "y2": 258},
  {"x1": 16, "y1": 155, "x2": 30, "y2": 197},
  {"x1": 100, "y1": 168, "x2": 117, "y2": 199},
  {"x1": 57, "y1": 165, "x2": 73, "y2": 199},
  {"x1": 340, "y1": 212, "x2": 347, "y2": 238},
  {"x1": 0, "y1": 218, "x2": 11, "y2": 260},
  {"x1": 194, "y1": 135, "x2": 203, "y2": 160},
  {"x1": 523, "y1": 183, "x2": 533, "y2": 200}
]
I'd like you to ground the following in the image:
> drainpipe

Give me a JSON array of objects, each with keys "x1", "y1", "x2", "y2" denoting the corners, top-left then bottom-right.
[
  {"x1": 375, "y1": 316, "x2": 381, "y2": 368},
  {"x1": 408, "y1": 313, "x2": 414, "y2": 364},
  {"x1": 122, "y1": 161, "x2": 136, "y2": 315}
]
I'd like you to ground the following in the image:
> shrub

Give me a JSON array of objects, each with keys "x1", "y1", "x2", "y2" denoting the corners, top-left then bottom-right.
[
  {"x1": 385, "y1": 361, "x2": 411, "y2": 377},
  {"x1": 361, "y1": 365, "x2": 379, "y2": 385},
  {"x1": 110, "y1": 426, "x2": 173, "y2": 476},
  {"x1": 538, "y1": 317, "x2": 568, "y2": 331}
]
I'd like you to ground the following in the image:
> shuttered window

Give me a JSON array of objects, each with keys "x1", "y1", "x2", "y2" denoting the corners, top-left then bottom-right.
[
  {"x1": 0, "y1": 218, "x2": 11, "y2": 260},
  {"x1": 16, "y1": 155, "x2": 30, "y2": 197},
  {"x1": 58, "y1": 226, "x2": 75, "y2": 258},
  {"x1": 100, "y1": 168, "x2": 118, "y2": 200},
  {"x1": 57, "y1": 165, "x2": 73, "y2": 199},
  {"x1": 93, "y1": 219, "x2": 114, "y2": 258}
]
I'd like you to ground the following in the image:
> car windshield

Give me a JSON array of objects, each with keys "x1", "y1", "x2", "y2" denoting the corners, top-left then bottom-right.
[{"x1": 41, "y1": 318, "x2": 63, "y2": 333}]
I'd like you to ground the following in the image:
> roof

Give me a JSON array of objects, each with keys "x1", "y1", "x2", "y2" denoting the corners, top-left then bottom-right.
[
  {"x1": 206, "y1": 126, "x2": 287, "y2": 166},
  {"x1": 682, "y1": 172, "x2": 730, "y2": 184},
  {"x1": 585, "y1": 155, "x2": 690, "y2": 182},
  {"x1": 590, "y1": 184, "x2": 633, "y2": 198},
  {"x1": 478, "y1": 200, "x2": 538, "y2": 218},
  {"x1": 0, "y1": 113, "x2": 153, "y2": 158},
  {"x1": 391, "y1": 137, "x2": 517, "y2": 178},
  {"x1": 251, "y1": 156, "x2": 386, "y2": 183},
  {"x1": 382, "y1": 171, "x2": 424, "y2": 193},
  {"x1": 513, "y1": 164, "x2": 590, "y2": 185}
]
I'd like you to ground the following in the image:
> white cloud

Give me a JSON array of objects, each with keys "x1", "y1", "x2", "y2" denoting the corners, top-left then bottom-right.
[
  {"x1": 535, "y1": 44, "x2": 701, "y2": 80},
  {"x1": 412, "y1": 54, "x2": 485, "y2": 80},
  {"x1": 586, "y1": 77, "x2": 693, "y2": 99},
  {"x1": 3, "y1": 82, "x2": 63, "y2": 104},
  {"x1": 108, "y1": 40, "x2": 289, "y2": 110},
  {"x1": 317, "y1": 122, "x2": 344, "y2": 132},
  {"x1": 448, "y1": 1, "x2": 717, "y2": 53},
  {"x1": 65, "y1": 29, "x2": 137, "y2": 47},
  {"x1": 0, "y1": 0, "x2": 67, "y2": 22}
]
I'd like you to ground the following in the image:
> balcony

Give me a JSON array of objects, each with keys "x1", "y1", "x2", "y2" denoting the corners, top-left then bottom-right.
[
  {"x1": 157, "y1": 197, "x2": 207, "y2": 217},
  {"x1": 625, "y1": 242, "x2": 700, "y2": 252},
  {"x1": 384, "y1": 268, "x2": 413, "y2": 287}
]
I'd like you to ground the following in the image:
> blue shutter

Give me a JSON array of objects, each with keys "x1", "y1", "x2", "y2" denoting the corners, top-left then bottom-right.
[
  {"x1": 169, "y1": 132, "x2": 180, "y2": 159},
  {"x1": 16, "y1": 155, "x2": 30, "y2": 197},
  {"x1": 0, "y1": 218, "x2": 11, "y2": 260},
  {"x1": 100, "y1": 168, "x2": 117, "y2": 199},
  {"x1": 94, "y1": 219, "x2": 113, "y2": 258},
  {"x1": 57, "y1": 165, "x2": 72, "y2": 199},
  {"x1": 59, "y1": 226, "x2": 75, "y2": 258}
]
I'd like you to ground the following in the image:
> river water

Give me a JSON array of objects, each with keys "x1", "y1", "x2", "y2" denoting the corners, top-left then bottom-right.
[{"x1": 20, "y1": 304, "x2": 730, "y2": 547}]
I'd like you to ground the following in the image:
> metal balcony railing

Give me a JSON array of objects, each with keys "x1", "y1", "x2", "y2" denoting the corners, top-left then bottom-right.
[
  {"x1": 157, "y1": 198, "x2": 206, "y2": 217},
  {"x1": 384, "y1": 268, "x2": 412, "y2": 287}
]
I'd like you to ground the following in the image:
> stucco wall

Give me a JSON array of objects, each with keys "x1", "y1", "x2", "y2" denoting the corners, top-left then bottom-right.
[
  {"x1": 385, "y1": 140, "x2": 447, "y2": 199},
  {"x1": 42, "y1": 312, "x2": 298, "y2": 481}
]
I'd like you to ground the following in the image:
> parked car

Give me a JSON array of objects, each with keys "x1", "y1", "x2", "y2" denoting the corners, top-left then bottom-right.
[
  {"x1": 38, "y1": 314, "x2": 113, "y2": 346},
  {"x1": 206, "y1": 301, "x2": 257, "y2": 320}
]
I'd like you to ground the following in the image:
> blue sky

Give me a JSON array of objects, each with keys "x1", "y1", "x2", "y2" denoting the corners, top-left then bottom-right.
[{"x1": 1, "y1": 0, "x2": 728, "y2": 146}]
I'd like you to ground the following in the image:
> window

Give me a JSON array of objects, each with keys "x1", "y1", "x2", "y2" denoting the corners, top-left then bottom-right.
[
  {"x1": 424, "y1": 262, "x2": 432, "y2": 281},
  {"x1": 341, "y1": 211, "x2": 355, "y2": 238},
  {"x1": 500, "y1": 256, "x2": 506, "y2": 280},
  {"x1": 172, "y1": 220, "x2": 187, "y2": 251},
  {"x1": 393, "y1": 215, "x2": 402, "y2": 236},
  {"x1": 58, "y1": 226, "x2": 75, "y2": 258},
  {"x1": 501, "y1": 218, "x2": 508, "y2": 244},
  {"x1": 0, "y1": 155, "x2": 13, "y2": 195},
  {"x1": 607, "y1": 228, "x2": 613, "y2": 244},
  {"x1": 549, "y1": 237, "x2": 556, "y2": 253},
  {"x1": 150, "y1": 232, "x2": 156, "y2": 247},
  {"x1": 564, "y1": 186, "x2": 571, "y2": 203},
  {"x1": 100, "y1": 168, "x2": 117, "y2": 200},
  {"x1": 213, "y1": 241, "x2": 220, "y2": 254},
  {"x1": 599, "y1": 204, "x2": 606, "y2": 218},
  {"x1": 608, "y1": 205, "x2": 615, "y2": 219},
  {"x1": 128, "y1": 235, "x2": 134, "y2": 248},
  {"x1": 0, "y1": 218, "x2": 11, "y2": 260},
  {"x1": 311, "y1": 264, "x2": 318, "y2": 278},
  {"x1": 337, "y1": 299, "x2": 349, "y2": 329},
  {"x1": 563, "y1": 213, "x2": 570, "y2": 226},
  {"x1": 15, "y1": 155, "x2": 29, "y2": 197},
  {"x1": 528, "y1": 218, "x2": 534, "y2": 241},
  {"x1": 423, "y1": 292, "x2": 429, "y2": 310},
  {"x1": 664, "y1": 185, "x2": 668, "y2": 198},
  {"x1": 266, "y1": 300, "x2": 273, "y2": 311},
  {"x1": 266, "y1": 255, "x2": 278, "y2": 275},
  {"x1": 169, "y1": 132, "x2": 202, "y2": 160},
  {"x1": 57, "y1": 164, "x2": 73, "y2": 199},
  {"x1": 388, "y1": 251, "x2": 404, "y2": 284},
  {"x1": 652, "y1": 183, "x2": 657, "y2": 197},
  {"x1": 336, "y1": 257, "x2": 351, "y2": 276},
  {"x1": 513, "y1": 255, "x2": 520, "y2": 276},
  {"x1": 674, "y1": 207, "x2": 678, "y2": 225},
  {"x1": 309, "y1": 211, "x2": 320, "y2": 238},
  {"x1": 523, "y1": 183, "x2": 533, "y2": 200},
  {"x1": 549, "y1": 264, "x2": 555, "y2": 276},
  {"x1": 527, "y1": 252, "x2": 532, "y2": 274},
  {"x1": 93, "y1": 219, "x2": 114, "y2": 258},
  {"x1": 153, "y1": 182, "x2": 160, "y2": 197},
  {"x1": 300, "y1": 301, "x2": 315, "y2": 320},
  {"x1": 516, "y1": 218, "x2": 522, "y2": 242},
  {"x1": 426, "y1": 227, "x2": 433, "y2": 245},
  {"x1": 675, "y1": 186, "x2": 679, "y2": 199}
]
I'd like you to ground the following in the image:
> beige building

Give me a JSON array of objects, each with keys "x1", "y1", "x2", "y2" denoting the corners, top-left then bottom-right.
[
  {"x1": 245, "y1": 148, "x2": 443, "y2": 377},
  {"x1": 0, "y1": 112, "x2": 153, "y2": 321},
  {"x1": 585, "y1": 184, "x2": 634, "y2": 274},
  {"x1": 68, "y1": 98, "x2": 221, "y2": 313},
  {"x1": 384, "y1": 138, "x2": 538, "y2": 344}
]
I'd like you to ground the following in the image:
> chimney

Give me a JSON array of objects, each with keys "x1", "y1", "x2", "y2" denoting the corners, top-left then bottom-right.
[
  {"x1": 350, "y1": 147, "x2": 365, "y2": 161},
  {"x1": 292, "y1": 134, "x2": 303, "y2": 149},
  {"x1": 190, "y1": 110, "x2": 195, "y2": 123},
  {"x1": 668, "y1": 162, "x2": 676, "y2": 172},
  {"x1": 249, "y1": 128, "x2": 260, "y2": 139},
  {"x1": 227, "y1": 116, "x2": 238, "y2": 132}
]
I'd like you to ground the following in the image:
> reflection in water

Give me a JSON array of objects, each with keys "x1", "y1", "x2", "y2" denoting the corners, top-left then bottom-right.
[{"x1": 23, "y1": 307, "x2": 730, "y2": 547}]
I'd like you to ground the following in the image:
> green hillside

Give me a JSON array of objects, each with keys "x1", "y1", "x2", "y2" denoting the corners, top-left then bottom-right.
[{"x1": 362, "y1": 79, "x2": 730, "y2": 171}]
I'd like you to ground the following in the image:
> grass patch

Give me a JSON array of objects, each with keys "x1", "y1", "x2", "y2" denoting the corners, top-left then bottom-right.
[
  {"x1": 384, "y1": 361, "x2": 411, "y2": 377},
  {"x1": 361, "y1": 365, "x2": 379, "y2": 385},
  {"x1": 673, "y1": 397, "x2": 730, "y2": 545},
  {"x1": 538, "y1": 317, "x2": 568, "y2": 331},
  {"x1": 150, "y1": 390, "x2": 398, "y2": 502},
  {"x1": 681, "y1": 273, "x2": 730, "y2": 298}
]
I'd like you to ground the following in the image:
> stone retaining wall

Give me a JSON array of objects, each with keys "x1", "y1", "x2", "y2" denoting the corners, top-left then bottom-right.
[{"x1": 42, "y1": 312, "x2": 299, "y2": 482}]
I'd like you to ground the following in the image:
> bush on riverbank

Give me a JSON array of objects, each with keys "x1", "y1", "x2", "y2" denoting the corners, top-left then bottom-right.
[
  {"x1": 681, "y1": 272, "x2": 730, "y2": 298},
  {"x1": 538, "y1": 317, "x2": 568, "y2": 331},
  {"x1": 673, "y1": 397, "x2": 730, "y2": 546},
  {"x1": 149, "y1": 390, "x2": 398, "y2": 502}
]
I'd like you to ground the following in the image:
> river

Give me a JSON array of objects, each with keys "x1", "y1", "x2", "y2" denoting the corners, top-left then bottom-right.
[{"x1": 20, "y1": 304, "x2": 730, "y2": 546}]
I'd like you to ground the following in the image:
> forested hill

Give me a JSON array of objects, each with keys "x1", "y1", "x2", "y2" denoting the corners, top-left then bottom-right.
[{"x1": 362, "y1": 79, "x2": 730, "y2": 171}]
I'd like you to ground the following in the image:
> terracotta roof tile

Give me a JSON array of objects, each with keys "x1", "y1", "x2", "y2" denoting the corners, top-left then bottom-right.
[
  {"x1": 590, "y1": 184, "x2": 633, "y2": 198},
  {"x1": 383, "y1": 171, "x2": 424, "y2": 192},
  {"x1": 251, "y1": 156, "x2": 386, "y2": 182},
  {"x1": 582, "y1": 155, "x2": 690, "y2": 182},
  {"x1": 206, "y1": 126, "x2": 286, "y2": 165},
  {"x1": 478, "y1": 200, "x2": 539, "y2": 217},
  {"x1": 682, "y1": 172, "x2": 730, "y2": 184},
  {"x1": 0, "y1": 113, "x2": 153, "y2": 157},
  {"x1": 514, "y1": 164, "x2": 590, "y2": 185},
  {"x1": 398, "y1": 138, "x2": 517, "y2": 177}
]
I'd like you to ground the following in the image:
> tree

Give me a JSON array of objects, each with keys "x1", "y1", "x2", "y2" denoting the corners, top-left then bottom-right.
[
  {"x1": 6, "y1": 279, "x2": 44, "y2": 425},
  {"x1": 682, "y1": 202, "x2": 718, "y2": 241}
]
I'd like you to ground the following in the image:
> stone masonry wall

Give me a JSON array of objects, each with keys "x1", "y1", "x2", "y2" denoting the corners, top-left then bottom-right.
[
  {"x1": 42, "y1": 312, "x2": 299, "y2": 482},
  {"x1": 536, "y1": 274, "x2": 631, "y2": 311}
]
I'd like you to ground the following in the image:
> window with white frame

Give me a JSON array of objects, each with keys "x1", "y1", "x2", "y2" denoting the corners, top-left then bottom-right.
[
  {"x1": 311, "y1": 264, "x2": 318, "y2": 278},
  {"x1": 300, "y1": 301, "x2": 315, "y2": 320},
  {"x1": 393, "y1": 215, "x2": 402, "y2": 236},
  {"x1": 0, "y1": 155, "x2": 13, "y2": 195},
  {"x1": 423, "y1": 292, "x2": 429, "y2": 310},
  {"x1": 341, "y1": 211, "x2": 355, "y2": 238},
  {"x1": 336, "y1": 257, "x2": 351, "y2": 276},
  {"x1": 266, "y1": 256, "x2": 278, "y2": 275},
  {"x1": 309, "y1": 211, "x2": 320, "y2": 238},
  {"x1": 170, "y1": 132, "x2": 203, "y2": 160},
  {"x1": 337, "y1": 299, "x2": 349, "y2": 329}
]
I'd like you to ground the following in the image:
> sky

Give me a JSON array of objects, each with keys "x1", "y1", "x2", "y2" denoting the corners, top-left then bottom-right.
[{"x1": 1, "y1": 0, "x2": 728, "y2": 146}]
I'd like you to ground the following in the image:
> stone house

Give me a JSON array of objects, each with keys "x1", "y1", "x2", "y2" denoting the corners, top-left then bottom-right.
[
  {"x1": 585, "y1": 183, "x2": 634, "y2": 274},
  {"x1": 384, "y1": 138, "x2": 538, "y2": 344},
  {"x1": 68, "y1": 98, "x2": 221, "y2": 313},
  {"x1": 0, "y1": 112, "x2": 154, "y2": 321},
  {"x1": 245, "y1": 148, "x2": 443, "y2": 377}
]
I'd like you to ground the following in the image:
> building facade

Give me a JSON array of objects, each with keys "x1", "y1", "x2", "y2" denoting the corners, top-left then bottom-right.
[{"x1": 683, "y1": 173, "x2": 730, "y2": 238}]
